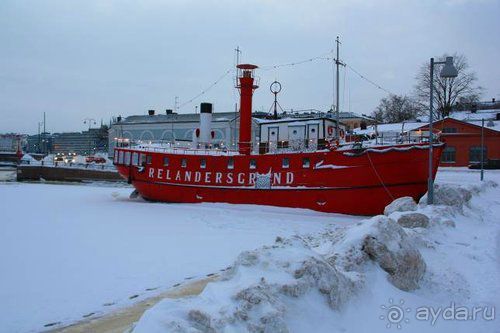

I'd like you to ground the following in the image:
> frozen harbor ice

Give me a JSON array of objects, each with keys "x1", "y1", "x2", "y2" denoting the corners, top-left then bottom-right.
[
  {"x1": 0, "y1": 181, "x2": 359, "y2": 333},
  {"x1": 0, "y1": 168, "x2": 498, "y2": 332}
]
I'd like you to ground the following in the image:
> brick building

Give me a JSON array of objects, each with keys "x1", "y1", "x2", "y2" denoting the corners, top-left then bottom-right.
[{"x1": 418, "y1": 117, "x2": 500, "y2": 167}]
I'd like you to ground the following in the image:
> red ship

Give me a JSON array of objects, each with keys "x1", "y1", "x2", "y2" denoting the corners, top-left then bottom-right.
[{"x1": 114, "y1": 64, "x2": 443, "y2": 215}]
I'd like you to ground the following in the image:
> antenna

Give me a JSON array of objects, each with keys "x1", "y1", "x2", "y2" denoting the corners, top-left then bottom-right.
[{"x1": 268, "y1": 81, "x2": 284, "y2": 119}]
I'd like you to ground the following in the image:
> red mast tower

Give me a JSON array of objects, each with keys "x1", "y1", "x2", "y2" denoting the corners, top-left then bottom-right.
[{"x1": 236, "y1": 64, "x2": 259, "y2": 155}]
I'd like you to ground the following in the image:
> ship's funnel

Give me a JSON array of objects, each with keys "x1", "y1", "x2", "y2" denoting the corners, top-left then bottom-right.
[
  {"x1": 236, "y1": 64, "x2": 258, "y2": 155},
  {"x1": 199, "y1": 102, "x2": 213, "y2": 147}
]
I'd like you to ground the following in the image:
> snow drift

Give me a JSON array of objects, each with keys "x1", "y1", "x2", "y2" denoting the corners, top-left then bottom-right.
[{"x1": 133, "y1": 206, "x2": 441, "y2": 331}]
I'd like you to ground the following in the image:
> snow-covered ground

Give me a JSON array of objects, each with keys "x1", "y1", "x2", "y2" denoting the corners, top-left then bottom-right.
[
  {"x1": 0, "y1": 182, "x2": 360, "y2": 333},
  {"x1": 134, "y1": 168, "x2": 500, "y2": 333},
  {"x1": 0, "y1": 168, "x2": 498, "y2": 332}
]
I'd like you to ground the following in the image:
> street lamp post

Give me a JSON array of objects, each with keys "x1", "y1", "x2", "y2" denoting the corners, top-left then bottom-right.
[
  {"x1": 83, "y1": 118, "x2": 97, "y2": 156},
  {"x1": 427, "y1": 56, "x2": 458, "y2": 205}
]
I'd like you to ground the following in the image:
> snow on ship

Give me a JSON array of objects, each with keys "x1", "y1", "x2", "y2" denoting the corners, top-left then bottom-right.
[{"x1": 114, "y1": 64, "x2": 443, "y2": 215}]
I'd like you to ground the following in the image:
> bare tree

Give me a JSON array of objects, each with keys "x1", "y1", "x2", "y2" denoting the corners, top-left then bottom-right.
[
  {"x1": 414, "y1": 53, "x2": 482, "y2": 119},
  {"x1": 371, "y1": 94, "x2": 421, "y2": 123}
]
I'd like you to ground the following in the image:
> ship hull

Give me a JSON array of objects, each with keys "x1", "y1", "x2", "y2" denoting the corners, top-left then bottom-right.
[{"x1": 114, "y1": 143, "x2": 443, "y2": 215}]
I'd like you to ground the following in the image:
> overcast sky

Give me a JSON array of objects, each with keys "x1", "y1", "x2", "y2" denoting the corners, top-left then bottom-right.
[{"x1": 1, "y1": 0, "x2": 499, "y2": 134}]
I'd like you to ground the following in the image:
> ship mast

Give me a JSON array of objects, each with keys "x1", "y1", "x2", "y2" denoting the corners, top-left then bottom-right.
[{"x1": 334, "y1": 36, "x2": 342, "y2": 141}]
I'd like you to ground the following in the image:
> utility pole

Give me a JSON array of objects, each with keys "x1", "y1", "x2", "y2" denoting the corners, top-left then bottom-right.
[
  {"x1": 235, "y1": 46, "x2": 241, "y2": 67},
  {"x1": 481, "y1": 118, "x2": 484, "y2": 181},
  {"x1": 43, "y1": 112, "x2": 47, "y2": 154},
  {"x1": 37, "y1": 122, "x2": 42, "y2": 153},
  {"x1": 83, "y1": 118, "x2": 96, "y2": 156},
  {"x1": 174, "y1": 96, "x2": 179, "y2": 113}
]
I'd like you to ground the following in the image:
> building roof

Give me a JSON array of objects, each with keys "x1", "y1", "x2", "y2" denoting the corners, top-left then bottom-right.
[
  {"x1": 354, "y1": 121, "x2": 427, "y2": 135},
  {"x1": 116, "y1": 112, "x2": 238, "y2": 125},
  {"x1": 449, "y1": 109, "x2": 499, "y2": 122},
  {"x1": 254, "y1": 116, "x2": 343, "y2": 126}
]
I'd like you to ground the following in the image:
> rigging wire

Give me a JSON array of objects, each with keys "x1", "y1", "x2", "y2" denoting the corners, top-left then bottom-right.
[
  {"x1": 345, "y1": 63, "x2": 395, "y2": 96},
  {"x1": 178, "y1": 69, "x2": 234, "y2": 109},
  {"x1": 177, "y1": 50, "x2": 395, "y2": 110},
  {"x1": 260, "y1": 51, "x2": 332, "y2": 71}
]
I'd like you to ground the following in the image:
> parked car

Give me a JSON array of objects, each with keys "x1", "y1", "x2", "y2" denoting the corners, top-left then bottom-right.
[
  {"x1": 86, "y1": 156, "x2": 106, "y2": 164},
  {"x1": 468, "y1": 159, "x2": 500, "y2": 170}
]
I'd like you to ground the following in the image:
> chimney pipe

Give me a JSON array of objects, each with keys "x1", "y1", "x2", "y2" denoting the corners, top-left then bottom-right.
[
  {"x1": 236, "y1": 64, "x2": 259, "y2": 154},
  {"x1": 148, "y1": 109, "x2": 155, "y2": 116},
  {"x1": 199, "y1": 103, "x2": 213, "y2": 146}
]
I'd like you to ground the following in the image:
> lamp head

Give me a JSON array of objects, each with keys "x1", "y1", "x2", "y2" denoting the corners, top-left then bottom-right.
[{"x1": 440, "y1": 56, "x2": 458, "y2": 78}]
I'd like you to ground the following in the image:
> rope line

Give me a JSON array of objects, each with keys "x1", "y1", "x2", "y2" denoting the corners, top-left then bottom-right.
[
  {"x1": 366, "y1": 151, "x2": 394, "y2": 201},
  {"x1": 345, "y1": 64, "x2": 394, "y2": 95},
  {"x1": 178, "y1": 69, "x2": 233, "y2": 108},
  {"x1": 177, "y1": 51, "x2": 395, "y2": 109}
]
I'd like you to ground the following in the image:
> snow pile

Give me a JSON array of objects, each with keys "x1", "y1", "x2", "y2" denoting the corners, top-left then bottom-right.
[
  {"x1": 20, "y1": 153, "x2": 39, "y2": 165},
  {"x1": 133, "y1": 177, "x2": 500, "y2": 333},
  {"x1": 326, "y1": 215, "x2": 426, "y2": 291},
  {"x1": 397, "y1": 212, "x2": 430, "y2": 228},
  {"x1": 133, "y1": 215, "x2": 427, "y2": 332},
  {"x1": 133, "y1": 237, "x2": 361, "y2": 333},
  {"x1": 420, "y1": 180, "x2": 497, "y2": 213},
  {"x1": 383, "y1": 196, "x2": 417, "y2": 215}
]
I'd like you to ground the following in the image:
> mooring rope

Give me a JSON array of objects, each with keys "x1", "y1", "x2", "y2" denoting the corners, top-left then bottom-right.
[{"x1": 366, "y1": 151, "x2": 394, "y2": 201}]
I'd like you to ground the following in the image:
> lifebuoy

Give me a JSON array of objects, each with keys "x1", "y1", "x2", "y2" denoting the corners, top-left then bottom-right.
[
  {"x1": 327, "y1": 126, "x2": 334, "y2": 136},
  {"x1": 339, "y1": 129, "x2": 345, "y2": 139}
]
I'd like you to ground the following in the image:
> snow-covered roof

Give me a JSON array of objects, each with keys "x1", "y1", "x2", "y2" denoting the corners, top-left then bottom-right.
[
  {"x1": 462, "y1": 119, "x2": 500, "y2": 132},
  {"x1": 116, "y1": 112, "x2": 238, "y2": 124},
  {"x1": 353, "y1": 122, "x2": 427, "y2": 135},
  {"x1": 450, "y1": 109, "x2": 499, "y2": 122},
  {"x1": 254, "y1": 117, "x2": 337, "y2": 125}
]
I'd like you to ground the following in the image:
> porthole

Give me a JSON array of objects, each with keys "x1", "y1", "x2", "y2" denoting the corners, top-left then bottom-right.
[{"x1": 283, "y1": 158, "x2": 290, "y2": 168}]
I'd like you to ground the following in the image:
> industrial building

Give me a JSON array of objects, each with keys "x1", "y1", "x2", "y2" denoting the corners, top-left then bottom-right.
[{"x1": 26, "y1": 127, "x2": 108, "y2": 155}]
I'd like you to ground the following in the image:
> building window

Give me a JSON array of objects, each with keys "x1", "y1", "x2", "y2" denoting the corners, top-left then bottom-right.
[
  {"x1": 132, "y1": 152, "x2": 139, "y2": 166},
  {"x1": 146, "y1": 155, "x2": 152, "y2": 164},
  {"x1": 283, "y1": 157, "x2": 290, "y2": 168},
  {"x1": 200, "y1": 158, "x2": 206, "y2": 169},
  {"x1": 469, "y1": 146, "x2": 487, "y2": 163},
  {"x1": 228, "y1": 157, "x2": 234, "y2": 169},
  {"x1": 118, "y1": 151, "x2": 124, "y2": 164},
  {"x1": 114, "y1": 150, "x2": 118, "y2": 163},
  {"x1": 302, "y1": 158, "x2": 310, "y2": 168},
  {"x1": 441, "y1": 147, "x2": 456, "y2": 163},
  {"x1": 181, "y1": 158, "x2": 187, "y2": 168},
  {"x1": 163, "y1": 157, "x2": 169, "y2": 166},
  {"x1": 442, "y1": 127, "x2": 457, "y2": 133},
  {"x1": 250, "y1": 159, "x2": 257, "y2": 169}
]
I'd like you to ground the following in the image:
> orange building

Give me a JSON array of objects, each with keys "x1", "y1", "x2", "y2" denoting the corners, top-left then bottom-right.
[{"x1": 417, "y1": 118, "x2": 500, "y2": 167}]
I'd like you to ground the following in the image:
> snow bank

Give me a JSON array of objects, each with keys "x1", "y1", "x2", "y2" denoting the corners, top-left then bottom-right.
[
  {"x1": 133, "y1": 237, "x2": 360, "y2": 333},
  {"x1": 419, "y1": 180, "x2": 497, "y2": 213},
  {"x1": 134, "y1": 176, "x2": 500, "y2": 333},
  {"x1": 326, "y1": 215, "x2": 426, "y2": 291},
  {"x1": 383, "y1": 196, "x2": 417, "y2": 215},
  {"x1": 134, "y1": 216, "x2": 427, "y2": 332}
]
